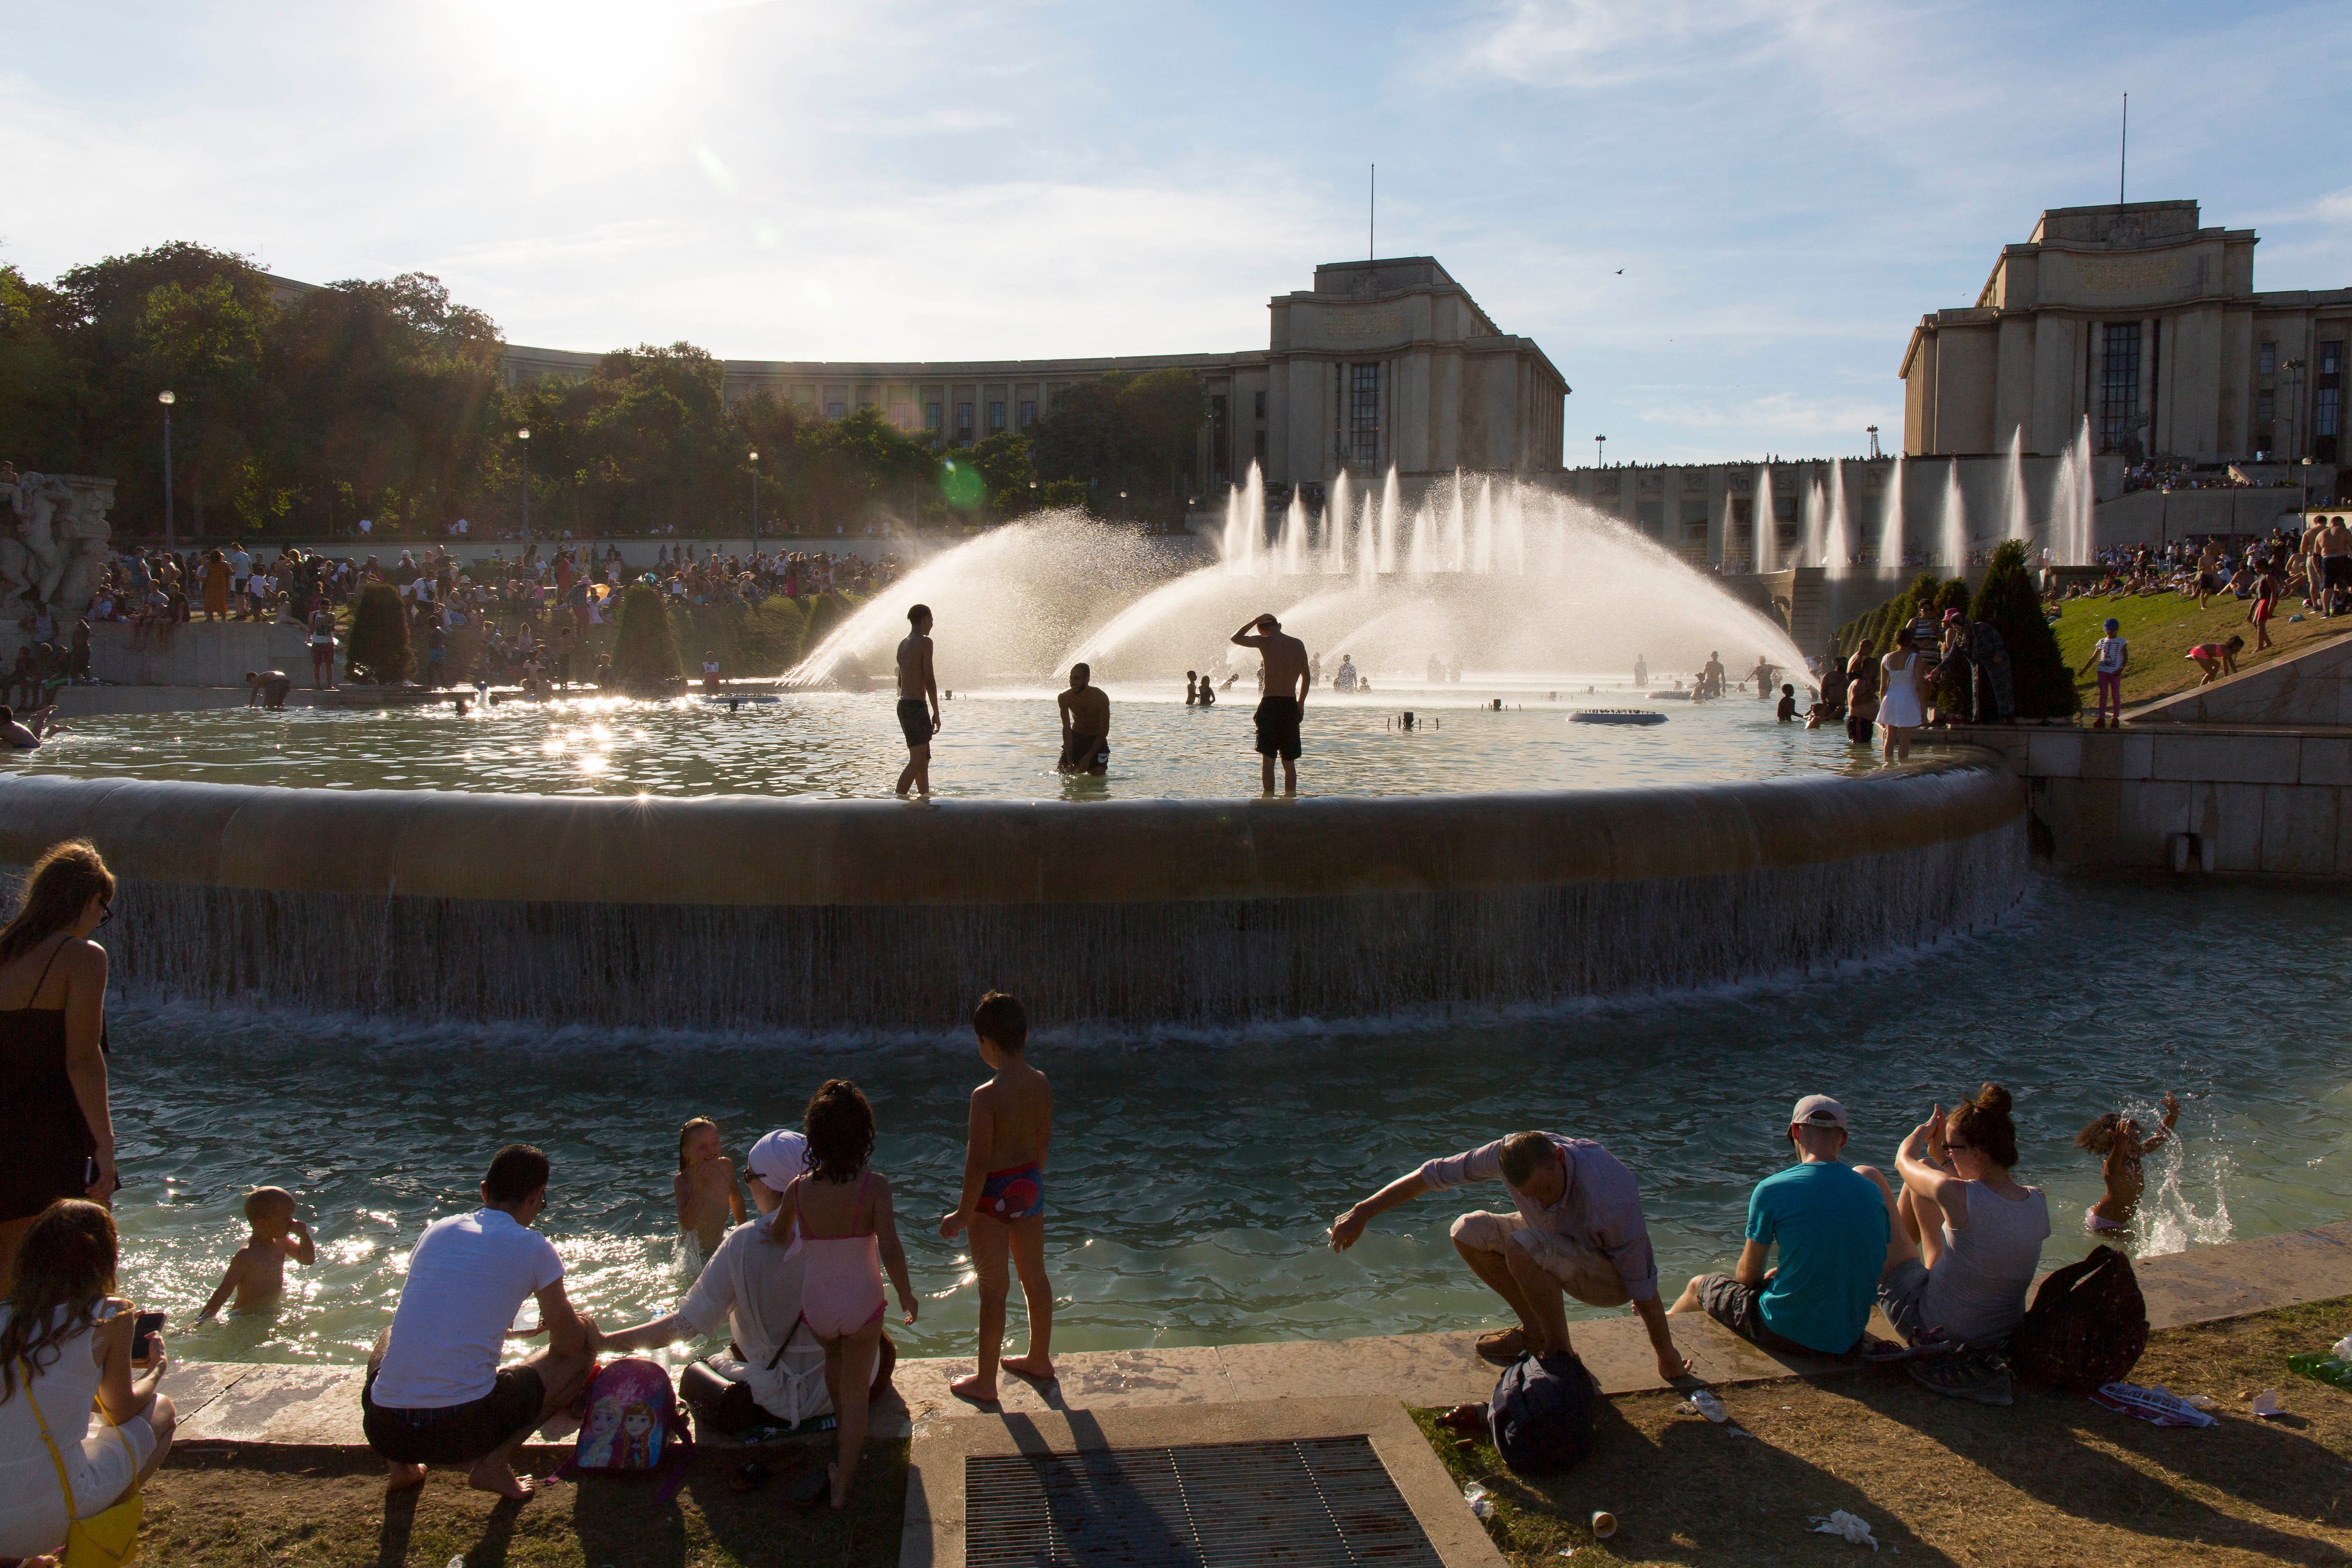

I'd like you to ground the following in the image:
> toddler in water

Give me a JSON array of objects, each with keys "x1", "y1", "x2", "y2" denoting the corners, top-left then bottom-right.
[
  {"x1": 674, "y1": 1117, "x2": 748, "y2": 1256},
  {"x1": 2077, "y1": 1092, "x2": 2180, "y2": 1236},
  {"x1": 940, "y1": 991, "x2": 1056, "y2": 1404},
  {"x1": 197, "y1": 1186, "x2": 317, "y2": 1319}
]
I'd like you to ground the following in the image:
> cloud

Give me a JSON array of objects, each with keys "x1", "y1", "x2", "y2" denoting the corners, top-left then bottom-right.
[{"x1": 1446, "y1": 0, "x2": 1838, "y2": 88}]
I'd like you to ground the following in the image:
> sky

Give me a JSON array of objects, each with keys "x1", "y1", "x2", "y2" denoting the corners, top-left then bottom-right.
[{"x1": 5, "y1": 0, "x2": 2349, "y2": 464}]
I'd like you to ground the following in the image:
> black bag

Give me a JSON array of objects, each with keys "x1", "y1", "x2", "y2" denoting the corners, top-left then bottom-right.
[
  {"x1": 1487, "y1": 1351, "x2": 1600, "y2": 1475},
  {"x1": 2009, "y1": 1244, "x2": 2148, "y2": 1394}
]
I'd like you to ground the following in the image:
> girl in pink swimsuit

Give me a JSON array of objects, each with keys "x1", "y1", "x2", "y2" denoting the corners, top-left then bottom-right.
[{"x1": 771, "y1": 1079, "x2": 916, "y2": 1509}]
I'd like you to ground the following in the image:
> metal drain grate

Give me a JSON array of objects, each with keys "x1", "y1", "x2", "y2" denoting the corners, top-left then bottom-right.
[{"x1": 965, "y1": 1435, "x2": 1447, "y2": 1568}]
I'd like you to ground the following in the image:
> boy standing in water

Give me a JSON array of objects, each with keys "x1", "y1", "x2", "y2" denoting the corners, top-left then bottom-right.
[
  {"x1": 896, "y1": 604, "x2": 939, "y2": 797},
  {"x1": 2078, "y1": 1091, "x2": 2179, "y2": 1236},
  {"x1": 940, "y1": 991, "x2": 1055, "y2": 1403},
  {"x1": 198, "y1": 1186, "x2": 317, "y2": 1319},
  {"x1": 1057, "y1": 663, "x2": 1110, "y2": 775}
]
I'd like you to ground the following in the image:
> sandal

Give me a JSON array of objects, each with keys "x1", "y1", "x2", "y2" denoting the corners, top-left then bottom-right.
[{"x1": 1476, "y1": 1328, "x2": 1529, "y2": 1366}]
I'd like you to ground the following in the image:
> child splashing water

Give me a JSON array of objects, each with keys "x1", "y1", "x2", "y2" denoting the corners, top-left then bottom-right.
[
  {"x1": 674, "y1": 1118, "x2": 747, "y2": 1263},
  {"x1": 2077, "y1": 1091, "x2": 2180, "y2": 1238}
]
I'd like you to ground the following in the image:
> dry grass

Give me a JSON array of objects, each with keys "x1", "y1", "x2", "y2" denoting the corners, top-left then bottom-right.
[
  {"x1": 139, "y1": 1439, "x2": 908, "y2": 1568},
  {"x1": 2049, "y1": 591, "x2": 2343, "y2": 709},
  {"x1": 1418, "y1": 1295, "x2": 2352, "y2": 1567}
]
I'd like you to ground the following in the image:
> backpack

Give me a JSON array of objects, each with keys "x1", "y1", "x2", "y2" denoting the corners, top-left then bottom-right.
[
  {"x1": 1487, "y1": 1351, "x2": 1601, "y2": 1475},
  {"x1": 2009, "y1": 1244, "x2": 2148, "y2": 1395},
  {"x1": 560, "y1": 1357, "x2": 693, "y2": 1501}
]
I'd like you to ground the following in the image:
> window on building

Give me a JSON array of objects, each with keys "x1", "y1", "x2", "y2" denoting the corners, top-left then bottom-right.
[
  {"x1": 2320, "y1": 388, "x2": 2343, "y2": 439},
  {"x1": 1019, "y1": 399, "x2": 1037, "y2": 429},
  {"x1": 925, "y1": 403, "x2": 942, "y2": 431},
  {"x1": 956, "y1": 402, "x2": 974, "y2": 433},
  {"x1": 988, "y1": 401, "x2": 1006, "y2": 432},
  {"x1": 2257, "y1": 390, "x2": 2276, "y2": 443},
  {"x1": 826, "y1": 401, "x2": 845, "y2": 419},
  {"x1": 2325, "y1": 342, "x2": 2344, "y2": 377},
  {"x1": 2099, "y1": 322, "x2": 2142, "y2": 453},
  {"x1": 890, "y1": 403, "x2": 914, "y2": 429},
  {"x1": 1253, "y1": 390, "x2": 1267, "y2": 421},
  {"x1": 1348, "y1": 363, "x2": 1381, "y2": 466},
  {"x1": 2260, "y1": 341, "x2": 2277, "y2": 379}
]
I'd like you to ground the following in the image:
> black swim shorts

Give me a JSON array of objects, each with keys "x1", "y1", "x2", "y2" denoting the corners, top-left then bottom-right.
[
  {"x1": 1059, "y1": 734, "x2": 1109, "y2": 773},
  {"x1": 363, "y1": 1361, "x2": 545, "y2": 1468},
  {"x1": 897, "y1": 697, "x2": 932, "y2": 748},
  {"x1": 1253, "y1": 696, "x2": 1302, "y2": 760}
]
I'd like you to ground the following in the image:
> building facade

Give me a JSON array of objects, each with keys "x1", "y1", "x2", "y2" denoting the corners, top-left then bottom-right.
[
  {"x1": 1901, "y1": 200, "x2": 2352, "y2": 464},
  {"x1": 489, "y1": 258, "x2": 1566, "y2": 493}
]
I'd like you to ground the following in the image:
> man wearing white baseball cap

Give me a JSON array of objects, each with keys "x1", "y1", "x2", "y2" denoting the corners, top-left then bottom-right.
[{"x1": 1665, "y1": 1095, "x2": 1890, "y2": 1357}]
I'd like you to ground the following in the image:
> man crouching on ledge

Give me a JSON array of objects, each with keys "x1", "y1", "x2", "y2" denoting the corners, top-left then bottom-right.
[
  {"x1": 362, "y1": 1144, "x2": 598, "y2": 1501},
  {"x1": 1329, "y1": 1128, "x2": 1692, "y2": 1384}
]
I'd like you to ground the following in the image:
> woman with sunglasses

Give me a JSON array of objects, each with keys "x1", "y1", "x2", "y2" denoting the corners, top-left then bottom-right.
[
  {"x1": 0, "y1": 840, "x2": 119, "y2": 1293},
  {"x1": 1873, "y1": 1082, "x2": 2050, "y2": 1398}
]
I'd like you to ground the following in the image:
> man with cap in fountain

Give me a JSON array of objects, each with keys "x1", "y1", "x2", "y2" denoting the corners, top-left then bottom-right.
[{"x1": 1665, "y1": 1095, "x2": 1891, "y2": 1357}]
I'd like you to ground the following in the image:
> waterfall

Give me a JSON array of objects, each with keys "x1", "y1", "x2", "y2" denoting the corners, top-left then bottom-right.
[{"x1": 1824, "y1": 457, "x2": 1850, "y2": 573}]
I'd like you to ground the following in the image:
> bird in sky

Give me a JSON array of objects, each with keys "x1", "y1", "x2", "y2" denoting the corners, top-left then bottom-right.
[{"x1": 1614, "y1": 268, "x2": 1624, "y2": 275}]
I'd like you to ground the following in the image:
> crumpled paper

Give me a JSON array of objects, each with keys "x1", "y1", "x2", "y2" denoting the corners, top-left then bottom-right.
[{"x1": 1808, "y1": 1509, "x2": 1879, "y2": 1549}]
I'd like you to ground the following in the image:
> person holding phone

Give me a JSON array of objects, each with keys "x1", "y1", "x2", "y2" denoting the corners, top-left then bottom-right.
[
  {"x1": 0, "y1": 1200, "x2": 177, "y2": 1563},
  {"x1": 0, "y1": 840, "x2": 119, "y2": 1295}
]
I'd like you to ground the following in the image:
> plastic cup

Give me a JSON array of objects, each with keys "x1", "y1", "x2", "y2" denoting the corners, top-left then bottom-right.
[{"x1": 1590, "y1": 1511, "x2": 1617, "y2": 1540}]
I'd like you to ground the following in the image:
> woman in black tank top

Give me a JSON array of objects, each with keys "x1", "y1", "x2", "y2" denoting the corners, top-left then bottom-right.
[{"x1": 0, "y1": 839, "x2": 118, "y2": 1292}]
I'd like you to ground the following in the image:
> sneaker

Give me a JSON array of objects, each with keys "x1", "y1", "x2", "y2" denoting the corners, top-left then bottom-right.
[
  {"x1": 1907, "y1": 1348, "x2": 2014, "y2": 1406},
  {"x1": 1476, "y1": 1327, "x2": 1530, "y2": 1366}
]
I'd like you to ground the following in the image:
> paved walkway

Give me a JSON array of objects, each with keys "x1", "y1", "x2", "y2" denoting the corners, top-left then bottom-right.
[{"x1": 162, "y1": 1218, "x2": 2352, "y2": 1453}]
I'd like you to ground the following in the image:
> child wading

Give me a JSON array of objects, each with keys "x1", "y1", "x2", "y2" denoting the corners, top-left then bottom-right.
[
  {"x1": 673, "y1": 1117, "x2": 747, "y2": 1261},
  {"x1": 197, "y1": 1186, "x2": 316, "y2": 1320},
  {"x1": 939, "y1": 991, "x2": 1056, "y2": 1404},
  {"x1": 2077, "y1": 1092, "x2": 2179, "y2": 1238}
]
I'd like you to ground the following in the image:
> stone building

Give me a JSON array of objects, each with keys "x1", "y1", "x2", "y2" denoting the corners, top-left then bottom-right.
[
  {"x1": 424, "y1": 258, "x2": 1566, "y2": 494},
  {"x1": 1901, "y1": 200, "x2": 2352, "y2": 464}
]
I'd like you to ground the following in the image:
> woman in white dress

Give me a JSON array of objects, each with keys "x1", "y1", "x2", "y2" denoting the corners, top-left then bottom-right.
[
  {"x1": 1876, "y1": 631, "x2": 1930, "y2": 765},
  {"x1": 0, "y1": 1201, "x2": 176, "y2": 1562}
]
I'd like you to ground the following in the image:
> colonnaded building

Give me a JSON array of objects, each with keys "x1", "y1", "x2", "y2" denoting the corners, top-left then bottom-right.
[{"x1": 495, "y1": 258, "x2": 1568, "y2": 493}]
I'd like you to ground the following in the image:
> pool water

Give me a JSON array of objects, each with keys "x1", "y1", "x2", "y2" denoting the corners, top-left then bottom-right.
[
  {"x1": 111, "y1": 877, "x2": 2348, "y2": 1370},
  {"x1": 16, "y1": 682, "x2": 1861, "y2": 799}
]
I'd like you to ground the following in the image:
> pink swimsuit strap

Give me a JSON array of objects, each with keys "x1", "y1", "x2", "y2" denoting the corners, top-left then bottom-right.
[{"x1": 797, "y1": 1170, "x2": 877, "y2": 1241}]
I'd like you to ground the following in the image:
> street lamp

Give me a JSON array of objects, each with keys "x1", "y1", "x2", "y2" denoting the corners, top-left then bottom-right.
[
  {"x1": 1594, "y1": 435, "x2": 1606, "y2": 467},
  {"x1": 2282, "y1": 358, "x2": 2307, "y2": 462},
  {"x1": 1119, "y1": 489, "x2": 1128, "y2": 522},
  {"x1": 157, "y1": 390, "x2": 176, "y2": 550},
  {"x1": 748, "y1": 450, "x2": 759, "y2": 541},
  {"x1": 1867, "y1": 424, "x2": 1881, "y2": 461},
  {"x1": 517, "y1": 427, "x2": 531, "y2": 539}
]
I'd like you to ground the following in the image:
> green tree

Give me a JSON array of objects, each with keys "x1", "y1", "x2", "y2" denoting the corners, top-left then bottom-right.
[
  {"x1": 344, "y1": 583, "x2": 410, "y2": 683},
  {"x1": 1040, "y1": 478, "x2": 1090, "y2": 511},
  {"x1": 1027, "y1": 369, "x2": 1207, "y2": 515},
  {"x1": 1970, "y1": 540, "x2": 2079, "y2": 717},
  {"x1": 610, "y1": 582, "x2": 682, "y2": 686},
  {"x1": 967, "y1": 431, "x2": 1034, "y2": 512}
]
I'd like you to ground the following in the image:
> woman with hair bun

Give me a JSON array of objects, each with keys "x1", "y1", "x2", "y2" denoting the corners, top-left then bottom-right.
[
  {"x1": 0, "y1": 840, "x2": 118, "y2": 1293},
  {"x1": 1871, "y1": 1083, "x2": 2050, "y2": 1387}
]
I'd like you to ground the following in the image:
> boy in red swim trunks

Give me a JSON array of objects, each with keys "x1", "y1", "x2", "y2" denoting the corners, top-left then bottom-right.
[{"x1": 939, "y1": 990, "x2": 1055, "y2": 1403}]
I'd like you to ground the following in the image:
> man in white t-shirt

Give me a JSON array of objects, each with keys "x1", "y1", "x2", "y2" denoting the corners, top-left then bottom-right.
[
  {"x1": 598, "y1": 1130, "x2": 833, "y2": 1448},
  {"x1": 362, "y1": 1145, "x2": 598, "y2": 1501}
]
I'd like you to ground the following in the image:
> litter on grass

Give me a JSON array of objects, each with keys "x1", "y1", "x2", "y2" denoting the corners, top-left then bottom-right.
[
  {"x1": 1809, "y1": 1510, "x2": 1879, "y2": 1549},
  {"x1": 2252, "y1": 1389, "x2": 2286, "y2": 1419},
  {"x1": 2091, "y1": 1383, "x2": 2218, "y2": 1428},
  {"x1": 1463, "y1": 1482, "x2": 1495, "y2": 1519},
  {"x1": 1685, "y1": 1390, "x2": 1730, "y2": 1423}
]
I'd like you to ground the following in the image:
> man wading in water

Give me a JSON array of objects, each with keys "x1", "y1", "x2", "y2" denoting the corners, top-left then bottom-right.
[
  {"x1": 1230, "y1": 613, "x2": 1309, "y2": 794},
  {"x1": 896, "y1": 604, "x2": 940, "y2": 797}
]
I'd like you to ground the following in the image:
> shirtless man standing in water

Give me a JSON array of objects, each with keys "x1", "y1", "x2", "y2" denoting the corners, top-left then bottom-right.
[
  {"x1": 1231, "y1": 613, "x2": 1310, "y2": 794},
  {"x1": 897, "y1": 604, "x2": 940, "y2": 797}
]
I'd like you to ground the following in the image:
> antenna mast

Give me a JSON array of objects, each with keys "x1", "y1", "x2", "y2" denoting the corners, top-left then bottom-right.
[
  {"x1": 2119, "y1": 93, "x2": 2127, "y2": 205},
  {"x1": 1369, "y1": 164, "x2": 1376, "y2": 260}
]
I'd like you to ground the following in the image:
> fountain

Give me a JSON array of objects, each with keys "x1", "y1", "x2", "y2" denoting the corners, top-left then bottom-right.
[
  {"x1": 1751, "y1": 465, "x2": 1776, "y2": 574},
  {"x1": 1823, "y1": 457, "x2": 1851, "y2": 572},
  {"x1": 2001, "y1": 430, "x2": 2031, "y2": 546},
  {"x1": 1799, "y1": 466, "x2": 1824, "y2": 568},
  {"x1": 1878, "y1": 453, "x2": 1906, "y2": 578},
  {"x1": 1939, "y1": 460, "x2": 1968, "y2": 571}
]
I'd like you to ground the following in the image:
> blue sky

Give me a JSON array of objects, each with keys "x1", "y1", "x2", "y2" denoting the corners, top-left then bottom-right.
[{"x1": 6, "y1": 0, "x2": 2347, "y2": 463}]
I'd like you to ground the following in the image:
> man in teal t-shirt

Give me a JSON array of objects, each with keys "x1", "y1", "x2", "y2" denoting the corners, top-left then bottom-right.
[{"x1": 1666, "y1": 1095, "x2": 1891, "y2": 1356}]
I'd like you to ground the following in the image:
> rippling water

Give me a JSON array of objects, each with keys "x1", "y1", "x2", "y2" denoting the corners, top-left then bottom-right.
[
  {"x1": 16, "y1": 681, "x2": 1864, "y2": 799},
  {"x1": 108, "y1": 877, "x2": 2349, "y2": 1369}
]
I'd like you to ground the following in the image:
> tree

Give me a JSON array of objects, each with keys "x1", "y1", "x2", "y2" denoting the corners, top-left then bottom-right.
[
  {"x1": 1027, "y1": 369, "x2": 1206, "y2": 512},
  {"x1": 344, "y1": 583, "x2": 409, "y2": 683},
  {"x1": 1971, "y1": 540, "x2": 2079, "y2": 717},
  {"x1": 610, "y1": 582, "x2": 681, "y2": 687},
  {"x1": 966, "y1": 431, "x2": 1035, "y2": 513}
]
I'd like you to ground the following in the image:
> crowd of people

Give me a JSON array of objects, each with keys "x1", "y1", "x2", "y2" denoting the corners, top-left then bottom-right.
[
  {"x1": 0, "y1": 830, "x2": 2190, "y2": 1560},
  {"x1": 2060, "y1": 522, "x2": 2348, "y2": 622}
]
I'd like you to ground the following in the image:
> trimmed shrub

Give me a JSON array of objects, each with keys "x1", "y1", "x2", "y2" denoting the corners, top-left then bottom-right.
[
  {"x1": 1971, "y1": 540, "x2": 2079, "y2": 717},
  {"x1": 610, "y1": 583, "x2": 682, "y2": 686},
  {"x1": 345, "y1": 583, "x2": 409, "y2": 684}
]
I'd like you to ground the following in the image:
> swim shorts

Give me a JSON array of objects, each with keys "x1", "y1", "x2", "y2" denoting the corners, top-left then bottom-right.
[
  {"x1": 1253, "y1": 695, "x2": 1302, "y2": 760},
  {"x1": 1058, "y1": 734, "x2": 1109, "y2": 773},
  {"x1": 980, "y1": 1163, "x2": 1045, "y2": 1221},
  {"x1": 897, "y1": 697, "x2": 932, "y2": 748},
  {"x1": 363, "y1": 1361, "x2": 544, "y2": 1468},
  {"x1": 2327, "y1": 557, "x2": 2352, "y2": 589}
]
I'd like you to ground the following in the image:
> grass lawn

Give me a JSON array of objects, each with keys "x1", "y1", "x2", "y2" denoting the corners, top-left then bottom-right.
[
  {"x1": 2050, "y1": 590, "x2": 2344, "y2": 710},
  {"x1": 140, "y1": 1439, "x2": 908, "y2": 1568},
  {"x1": 1418, "y1": 1295, "x2": 2352, "y2": 1567}
]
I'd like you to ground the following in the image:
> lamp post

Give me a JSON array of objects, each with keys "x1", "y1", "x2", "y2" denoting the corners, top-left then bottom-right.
[
  {"x1": 1867, "y1": 424, "x2": 1881, "y2": 461},
  {"x1": 1119, "y1": 489, "x2": 1129, "y2": 523},
  {"x1": 1594, "y1": 435, "x2": 1606, "y2": 468},
  {"x1": 2283, "y1": 358, "x2": 2307, "y2": 462},
  {"x1": 748, "y1": 450, "x2": 759, "y2": 541},
  {"x1": 517, "y1": 427, "x2": 531, "y2": 540},
  {"x1": 158, "y1": 390, "x2": 176, "y2": 550}
]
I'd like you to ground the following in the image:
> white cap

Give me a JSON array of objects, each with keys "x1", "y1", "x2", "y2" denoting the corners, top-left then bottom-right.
[
  {"x1": 745, "y1": 1129, "x2": 808, "y2": 1189},
  {"x1": 1791, "y1": 1095, "x2": 1848, "y2": 1130}
]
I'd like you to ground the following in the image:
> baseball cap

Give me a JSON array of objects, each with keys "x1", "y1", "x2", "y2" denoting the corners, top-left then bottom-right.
[
  {"x1": 1790, "y1": 1095, "x2": 1848, "y2": 1130},
  {"x1": 745, "y1": 1129, "x2": 809, "y2": 1189}
]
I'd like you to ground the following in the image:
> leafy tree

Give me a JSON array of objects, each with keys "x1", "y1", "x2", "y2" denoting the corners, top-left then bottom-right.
[
  {"x1": 965, "y1": 431, "x2": 1034, "y2": 512},
  {"x1": 610, "y1": 582, "x2": 682, "y2": 686},
  {"x1": 1971, "y1": 540, "x2": 2078, "y2": 717},
  {"x1": 1027, "y1": 369, "x2": 1206, "y2": 514},
  {"x1": 344, "y1": 582, "x2": 410, "y2": 683},
  {"x1": 1040, "y1": 478, "x2": 1090, "y2": 511}
]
